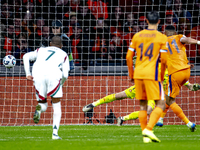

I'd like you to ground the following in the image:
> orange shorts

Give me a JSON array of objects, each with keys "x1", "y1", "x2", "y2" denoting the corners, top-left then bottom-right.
[
  {"x1": 134, "y1": 79, "x2": 165, "y2": 100},
  {"x1": 165, "y1": 68, "x2": 190, "y2": 98}
]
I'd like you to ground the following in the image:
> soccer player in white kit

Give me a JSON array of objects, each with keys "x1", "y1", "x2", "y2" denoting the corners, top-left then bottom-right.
[{"x1": 23, "y1": 36, "x2": 70, "y2": 140}]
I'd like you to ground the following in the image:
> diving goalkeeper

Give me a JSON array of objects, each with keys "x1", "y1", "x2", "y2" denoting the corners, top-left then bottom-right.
[{"x1": 82, "y1": 56, "x2": 200, "y2": 126}]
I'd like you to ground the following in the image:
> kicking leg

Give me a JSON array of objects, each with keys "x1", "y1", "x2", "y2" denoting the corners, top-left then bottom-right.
[
  {"x1": 166, "y1": 95, "x2": 196, "y2": 132},
  {"x1": 33, "y1": 99, "x2": 48, "y2": 124}
]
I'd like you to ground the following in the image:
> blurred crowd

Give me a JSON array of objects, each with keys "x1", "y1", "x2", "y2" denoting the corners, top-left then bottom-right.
[{"x1": 1, "y1": 0, "x2": 200, "y2": 70}]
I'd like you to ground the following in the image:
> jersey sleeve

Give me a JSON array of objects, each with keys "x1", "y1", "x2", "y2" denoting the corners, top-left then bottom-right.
[
  {"x1": 126, "y1": 48, "x2": 135, "y2": 80},
  {"x1": 62, "y1": 55, "x2": 70, "y2": 79},
  {"x1": 160, "y1": 35, "x2": 168, "y2": 52},
  {"x1": 179, "y1": 34, "x2": 186, "y2": 42},
  {"x1": 23, "y1": 50, "x2": 38, "y2": 77},
  {"x1": 128, "y1": 34, "x2": 136, "y2": 52}
]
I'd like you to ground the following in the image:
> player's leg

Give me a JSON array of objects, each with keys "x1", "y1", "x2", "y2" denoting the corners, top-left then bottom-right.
[
  {"x1": 83, "y1": 92, "x2": 124, "y2": 112},
  {"x1": 117, "y1": 86, "x2": 138, "y2": 125},
  {"x1": 157, "y1": 81, "x2": 200, "y2": 127},
  {"x1": 134, "y1": 79, "x2": 152, "y2": 143},
  {"x1": 165, "y1": 70, "x2": 196, "y2": 132},
  {"x1": 139, "y1": 100, "x2": 148, "y2": 131},
  {"x1": 117, "y1": 100, "x2": 155, "y2": 126},
  {"x1": 83, "y1": 86, "x2": 135, "y2": 112},
  {"x1": 33, "y1": 78, "x2": 48, "y2": 124},
  {"x1": 166, "y1": 95, "x2": 196, "y2": 132},
  {"x1": 142, "y1": 99, "x2": 165, "y2": 143},
  {"x1": 147, "y1": 100, "x2": 155, "y2": 115},
  {"x1": 34, "y1": 99, "x2": 48, "y2": 124},
  {"x1": 117, "y1": 111, "x2": 139, "y2": 126},
  {"x1": 47, "y1": 78, "x2": 62, "y2": 139},
  {"x1": 142, "y1": 80, "x2": 165, "y2": 143},
  {"x1": 156, "y1": 103, "x2": 170, "y2": 127},
  {"x1": 51, "y1": 97, "x2": 62, "y2": 140}
]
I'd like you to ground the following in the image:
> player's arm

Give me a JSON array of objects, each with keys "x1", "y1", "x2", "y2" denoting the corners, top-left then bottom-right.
[
  {"x1": 126, "y1": 49, "x2": 135, "y2": 81},
  {"x1": 126, "y1": 36, "x2": 136, "y2": 82},
  {"x1": 23, "y1": 50, "x2": 37, "y2": 80},
  {"x1": 61, "y1": 55, "x2": 70, "y2": 85},
  {"x1": 180, "y1": 36, "x2": 200, "y2": 45},
  {"x1": 160, "y1": 52, "x2": 168, "y2": 81},
  {"x1": 160, "y1": 35, "x2": 169, "y2": 81}
]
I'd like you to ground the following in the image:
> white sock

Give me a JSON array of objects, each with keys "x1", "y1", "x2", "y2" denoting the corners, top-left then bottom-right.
[
  {"x1": 39, "y1": 103, "x2": 48, "y2": 113},
  {"x1": 52, "y1": 102, "x2": 61, "y2": 135},
  {"x1": 186, "y1": 121, "x2": 192, "y2": 127},
  {"x1": 158, "y1": 117, "x2": 163, "y2": 121}
]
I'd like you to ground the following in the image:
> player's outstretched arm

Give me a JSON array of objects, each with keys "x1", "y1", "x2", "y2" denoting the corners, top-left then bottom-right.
[{"x1": 180, "y1": 37, "x2": 200, "y2": 45}]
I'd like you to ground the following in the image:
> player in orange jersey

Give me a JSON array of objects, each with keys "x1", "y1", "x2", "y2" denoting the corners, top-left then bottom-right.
[
  {"x1": 126, "y1": 11, "x2": 168, "y2": 143},
  {"x1": 158, "y1": 25, "x2": 200, "y2": 131}
]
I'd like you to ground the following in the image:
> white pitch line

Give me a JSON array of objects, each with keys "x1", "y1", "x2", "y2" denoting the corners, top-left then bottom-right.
[{"x1": 2, "y1": 134, "x2": 200, "y2": 139}]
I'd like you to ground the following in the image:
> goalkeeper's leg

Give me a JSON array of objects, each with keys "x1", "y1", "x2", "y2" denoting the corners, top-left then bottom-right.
[
  {"x1": 117, "y1": 100, "x2": 155, "y2": 126},
  {"x1": 82, "y1": 91, "x2": 127, "y2": 112},
  {"x1": 83, "y1": 86, "x2": 136, "y2": 112}
]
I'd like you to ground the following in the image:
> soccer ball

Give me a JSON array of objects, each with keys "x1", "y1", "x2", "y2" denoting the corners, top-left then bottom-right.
[{"x1": 3, "y1": 55, "x2": 16, "y2": 68}]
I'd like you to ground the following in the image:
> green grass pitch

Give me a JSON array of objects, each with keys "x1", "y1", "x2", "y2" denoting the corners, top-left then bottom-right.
[{"x1": 0, "y1": 125, "x2": 199, "y2": 150}]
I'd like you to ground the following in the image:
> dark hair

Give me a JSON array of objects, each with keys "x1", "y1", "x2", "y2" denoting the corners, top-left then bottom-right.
[
  {"x1": 51, "y1": 36, "x2": 62, "y2": 46},
  {"x1": 147, "y1": 11, "x2": 160, "y2": 24},
  {"x1": 165, "y1": 25, "x2": 176, "y2": 31}
]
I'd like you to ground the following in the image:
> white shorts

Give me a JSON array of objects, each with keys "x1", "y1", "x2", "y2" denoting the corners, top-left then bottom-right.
[{"x1": 34, "y1": 75, "x2": 62, "y2": 101}]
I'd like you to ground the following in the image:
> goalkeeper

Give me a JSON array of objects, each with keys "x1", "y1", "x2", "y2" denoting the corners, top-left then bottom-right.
[{"x1": 82, "y1": 56, "x2": 200, "y2": 126}]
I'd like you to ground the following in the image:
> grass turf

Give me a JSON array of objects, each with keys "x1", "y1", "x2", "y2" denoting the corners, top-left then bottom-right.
[{"x1": 0, "y1": 125, "x2": 199, "y2": 150}]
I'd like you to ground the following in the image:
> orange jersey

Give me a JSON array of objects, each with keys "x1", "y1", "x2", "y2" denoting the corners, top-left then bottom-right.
[
  {"x1": 167, "y1": 34, "x2": 190, "y2": 75},
  {"x1": 127, "y1": 29, "x2": 168, "y2": 81}
]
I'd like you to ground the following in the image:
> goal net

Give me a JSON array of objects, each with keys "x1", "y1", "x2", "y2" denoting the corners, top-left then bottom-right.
[{"x1": 0, "y1": 0, "x2": 200, "y2": 126}]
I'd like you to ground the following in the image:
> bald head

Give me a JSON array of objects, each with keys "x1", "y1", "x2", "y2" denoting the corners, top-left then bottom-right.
[{"x1": 50, "y1": 36, "x2": 62, "y2": 48}]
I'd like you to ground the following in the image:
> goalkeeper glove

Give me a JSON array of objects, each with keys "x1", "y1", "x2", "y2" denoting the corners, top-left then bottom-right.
[{"x1": 192, "y1": 84, "x2": 200, "y2": 91}]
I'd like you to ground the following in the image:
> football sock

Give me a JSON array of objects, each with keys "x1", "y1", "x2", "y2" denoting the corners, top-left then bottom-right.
[
  {"x1": 146, "y1": 107, "x2": 163, "y2": 130},
  {"x1": 170, "y1": 102, "x2": 190, "y2": 124},
  {"x1": 53, "y1": 102, "x2": 61, "y2": 135},
  {"x1": 186, "y1": 122, "x2": 193, "y2": 128},
  {"x1": 39, "y1": 102, "x2": 48, "y2": 113},
  {"x1": 123, "y1": 111, "x2": 139, "y2": 121},
  {"x1": 93, "y1": 94, "x2": 116, "y2": 107},
  {"x1": 139, "y1": 110, "x2": 147, "y2": 131},
  {"x1": 161, "y1": 103, "x2": 170, "y2": 118}
]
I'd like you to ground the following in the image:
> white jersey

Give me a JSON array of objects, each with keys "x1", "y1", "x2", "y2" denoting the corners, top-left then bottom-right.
[{"x1": 23, "y1": 46, "x2": 70, "y2": 80}]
